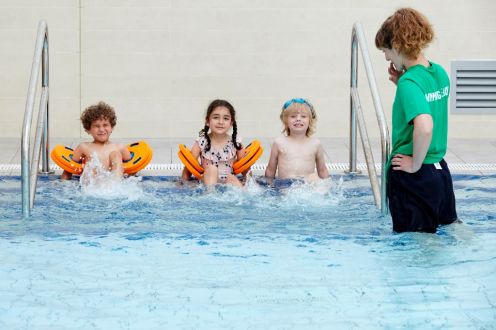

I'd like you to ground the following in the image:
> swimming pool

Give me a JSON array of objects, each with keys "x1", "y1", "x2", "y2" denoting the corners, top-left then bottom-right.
[{"x1": 0, "y1": 175, "x2": 495, "y2": 329}]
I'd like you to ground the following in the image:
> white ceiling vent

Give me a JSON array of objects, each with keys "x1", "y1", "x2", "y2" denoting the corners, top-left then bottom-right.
[{"x1": 450, "y1": 60, "x2": 496, "y2": 114}]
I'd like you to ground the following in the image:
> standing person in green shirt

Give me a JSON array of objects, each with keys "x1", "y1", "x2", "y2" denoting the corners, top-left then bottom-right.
[{"x1": 375, "y1": 8, "x2": 458, "y2": 233}]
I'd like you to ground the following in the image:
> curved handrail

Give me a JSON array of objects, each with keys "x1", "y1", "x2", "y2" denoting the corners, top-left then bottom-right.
[
  {"x1": 21, "y1": 20, "x2": 50, "y2": 217},
  {"x1": 349, "y1": 22, "x2": 390, "y2": 214}
]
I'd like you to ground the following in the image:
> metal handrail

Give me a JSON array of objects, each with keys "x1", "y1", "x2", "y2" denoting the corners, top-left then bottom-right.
[
  {"x1": 349, "y1": 22, "x2": 390, "y2": 214},
  {"x1": 21, "y1": 20, "x2": 50, "y2": 217}
]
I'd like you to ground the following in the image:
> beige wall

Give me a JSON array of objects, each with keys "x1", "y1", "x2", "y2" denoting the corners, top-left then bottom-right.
[{"x1": 1, "y1": 0, "x2": 495, "y2": 140}]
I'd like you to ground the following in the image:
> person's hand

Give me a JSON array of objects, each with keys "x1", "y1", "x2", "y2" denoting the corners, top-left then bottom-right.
[
  {"x1": 388, "y1": 63, "x2": 404, "y2": 85},
  {"x1": 391, "y1": 154, "x2": 419, "y2": 173}
]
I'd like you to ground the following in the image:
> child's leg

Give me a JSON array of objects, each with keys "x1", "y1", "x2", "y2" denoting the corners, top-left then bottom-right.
[
  {"x1": 226, "y1": 174, "x2": 243, "y2": 187},
  {"x1": 181, "y1": 167, "x2": 192, "y2": 181},
  {"x1": 109, "y1": 150, "x2": 124, "y2": 177},
  {"x1": 304, "y1": 173, "x2": 320, "y2": 183},
  {"x1": 202, "y1": 165, "x2": 218, "y2": 186},
  {"x1": 61, "y1": 170, "x2": 73, "y2": 180}
]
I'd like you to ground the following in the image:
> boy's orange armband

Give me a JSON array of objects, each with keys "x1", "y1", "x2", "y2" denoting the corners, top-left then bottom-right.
[
  {"x1": 50, "y1": 140, "x2": 153, "y2": 175},
  {"x1": 123, "y1": 141, "x2": 153, "y2": 174},
  {"x1": 50, "y1": 145, "x2": 85, "y2": 175}
]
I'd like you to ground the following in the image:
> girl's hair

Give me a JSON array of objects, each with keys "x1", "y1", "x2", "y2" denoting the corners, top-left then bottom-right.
[
  {"x1": 199, "y1": 99, "x2": 242, "y2": 152},
  {"x1": 81, "y1": 101, "x2": 116, "y2": 131},
  {"x1": 280, "y1": 99, "x2": 316, "y2": 137},
  {"x1": 375, "y1": 8, "x2": 434, "y2": 59}
]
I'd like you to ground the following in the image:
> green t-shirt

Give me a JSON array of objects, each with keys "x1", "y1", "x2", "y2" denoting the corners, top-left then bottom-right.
[{"x1": 390, "y1": 61, "x2": 450, "y2": 165}]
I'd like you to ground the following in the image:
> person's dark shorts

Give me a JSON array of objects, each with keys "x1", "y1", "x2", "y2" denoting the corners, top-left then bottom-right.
[{"x1": 387, "y1": 159, "x2": 458, "y2": 233}]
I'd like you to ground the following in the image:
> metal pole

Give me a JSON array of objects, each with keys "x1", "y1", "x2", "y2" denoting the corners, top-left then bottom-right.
[
  {"x1": 354, "y1": 23, "x2": 390, "y2": 214},
  {"x1": 347, "y1": 27, "x2": 360, "y2": 175},
  {"x1": 381, "y1": 136, "x2": 390, "y2": 213},
  {"x1": 30, "y1": 88, "x2": 49, "y2": 209},
  {"x1": 352, "y1": 88, "x2": 381, "y2": 208},
  {"x1": 348, "y1": 22, "x2": 391, "y2": 214},
  {"x1": 41, "y1": 34, "x2": 51, "y2": 174},
  {"x1": 22, "y1": 20, "x2": 48, "y2": 217}
]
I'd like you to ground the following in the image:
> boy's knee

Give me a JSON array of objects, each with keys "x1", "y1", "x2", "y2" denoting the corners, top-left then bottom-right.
[
  {"x1": 109, "y1": 150, "x2": 122, "y2": 162},
  {"x1": 109, "y1": 150, "x2": 124, "y2": 172}
]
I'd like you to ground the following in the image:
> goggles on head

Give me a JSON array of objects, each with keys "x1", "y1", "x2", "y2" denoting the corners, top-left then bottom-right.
[{"x1": 282, "y1": 98, "x2": 315, "y2": 118}]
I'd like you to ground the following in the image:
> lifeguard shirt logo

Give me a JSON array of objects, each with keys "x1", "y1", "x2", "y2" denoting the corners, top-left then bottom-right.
[{"x1": 425, "y1": 86, "x2": 449, "y2": 102}]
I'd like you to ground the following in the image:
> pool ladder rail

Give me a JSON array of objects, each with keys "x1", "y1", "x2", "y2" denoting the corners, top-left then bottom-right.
[
  {"x1": 349, "y1": 22, "x2": 390, "y2": 214},
  {"x1": 21, "y1": 20, "x2": 51, "y2": 218}
]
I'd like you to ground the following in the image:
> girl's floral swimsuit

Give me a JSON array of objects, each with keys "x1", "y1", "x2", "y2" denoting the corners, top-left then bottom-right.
[{"x1": 197, "y1": 136, "x2": 241, "y2": 181}]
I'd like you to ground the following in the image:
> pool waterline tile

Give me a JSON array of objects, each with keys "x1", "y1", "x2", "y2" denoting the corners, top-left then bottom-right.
[{"x1": 1, "y1": 138, "x2": 495, "y2": 175}]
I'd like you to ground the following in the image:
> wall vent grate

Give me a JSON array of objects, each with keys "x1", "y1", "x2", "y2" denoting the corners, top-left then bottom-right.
[{"x1": 450, "y1": 60, "x2": 496, "y2": 114}]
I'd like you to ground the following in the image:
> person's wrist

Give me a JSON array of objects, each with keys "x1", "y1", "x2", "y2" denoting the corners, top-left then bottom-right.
[{"x1": 412, "y1": 162, "x2": 422, "y2": 172}]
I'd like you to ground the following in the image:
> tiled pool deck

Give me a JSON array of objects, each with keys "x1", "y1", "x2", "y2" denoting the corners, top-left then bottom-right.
[{"x1": 1, "y1": 137, "x2": 495, "y2": 176}]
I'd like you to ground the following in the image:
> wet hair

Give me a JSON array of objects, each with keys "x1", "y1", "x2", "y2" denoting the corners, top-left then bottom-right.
[
  {"x1": 80, "y1": 101, "x2": 117, "y2": 131},
  {"x1": 280, "y1": 100, "x2": 316, "y2": 137},
  {"x1": 199, "y1": 99, "x2": 241, "y2": 152},
  {"x1": 375, "y1": 8, "x2": 434, "y2": 59}
]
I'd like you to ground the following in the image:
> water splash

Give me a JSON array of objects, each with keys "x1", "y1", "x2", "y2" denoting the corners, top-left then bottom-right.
[
  {"x1": 79, "y1": 153, "x2": 144, "y2": 200},
  {"x1": 274, "y1": 176, "x2": 344, "y2": 207},
  {"x1": 176, "y1": 175, "x2": 345, "y2": 211}
]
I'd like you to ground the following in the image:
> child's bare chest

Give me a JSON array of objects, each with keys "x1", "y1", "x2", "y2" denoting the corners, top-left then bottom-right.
[
  {"x1": 85, "y1": 143, "x2": 118, "y2": 161},
  {"x1": 279, "y1": 143, "x2": 316, "y2": 161}
]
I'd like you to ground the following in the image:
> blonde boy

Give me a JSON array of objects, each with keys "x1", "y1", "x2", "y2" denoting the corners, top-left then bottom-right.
[{"x1": 265, "y1": 98, "x2": 329, "y2": 183}]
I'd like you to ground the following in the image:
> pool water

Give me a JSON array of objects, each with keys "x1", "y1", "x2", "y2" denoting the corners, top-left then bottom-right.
[{"x1": 0, "y1": 175, "x2": 495, "y2": 329}]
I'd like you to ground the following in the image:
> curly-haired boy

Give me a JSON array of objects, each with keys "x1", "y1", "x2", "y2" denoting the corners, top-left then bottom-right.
[{"x1": 61, "y1": 101, "x2": 131, "y2": 180}]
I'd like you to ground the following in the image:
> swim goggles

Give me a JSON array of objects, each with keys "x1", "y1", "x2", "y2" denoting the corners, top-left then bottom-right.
[{"x1": 282, "y1": 98, "x2": 315, "y2": 118}]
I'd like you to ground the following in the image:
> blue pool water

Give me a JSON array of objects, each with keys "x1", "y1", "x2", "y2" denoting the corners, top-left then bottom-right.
[{"x1": 0, "y1": 175, "x2": 495, "y2": 329}]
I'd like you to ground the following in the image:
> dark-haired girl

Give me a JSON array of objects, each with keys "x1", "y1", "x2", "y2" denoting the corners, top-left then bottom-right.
[{"x1": 181, "y1": 99, "x2": 245, "y2": 187}]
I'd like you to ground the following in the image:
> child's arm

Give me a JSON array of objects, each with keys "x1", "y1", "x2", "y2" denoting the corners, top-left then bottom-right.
[
  {"x1": 265, "y1": 141, "x2": 279, "y2": 183},
  {"x1": 315, "y1": 141, "x2": 329, "y2": 179},
  {"x1": 181, "y1": 142, "x2": 201, "y2": 181},
  {"x1": 119, "y1": 144, "x2": 132, "y2": 162},
  {"x1": 71, "y1": 144, "x2": 85, "y2": 163}
]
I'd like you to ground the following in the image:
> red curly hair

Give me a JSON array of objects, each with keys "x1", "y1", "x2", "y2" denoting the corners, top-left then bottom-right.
[{"x1": 375, "y1": 8, "x2": 434, "y2": 59}]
